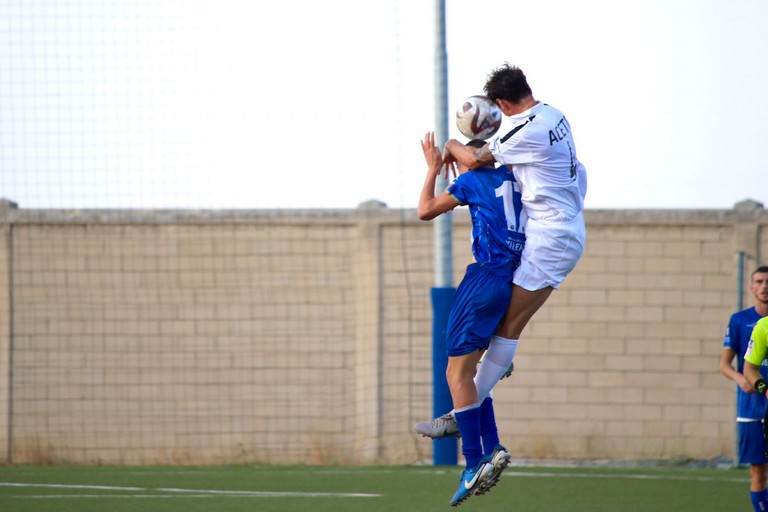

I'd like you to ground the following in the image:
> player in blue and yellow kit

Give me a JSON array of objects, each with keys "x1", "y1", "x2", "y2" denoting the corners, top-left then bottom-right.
[
  {"x1": 745, "y1": 317, "x2": 768, "y2": 371},
  {"x1": 726, "y1": 266, "x2": 768, "y2": 512},
  {"x1": 418, "y1": 131, "x2": 525, "y2": 506}
]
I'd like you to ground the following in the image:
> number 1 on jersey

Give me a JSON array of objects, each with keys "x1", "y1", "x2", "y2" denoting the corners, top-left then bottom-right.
[{"x1": 495, "y1": 180, "x2": 524, "y2": 233}]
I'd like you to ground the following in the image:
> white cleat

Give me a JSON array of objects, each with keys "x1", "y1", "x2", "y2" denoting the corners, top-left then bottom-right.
[{"x1": 414, "y1": 412, "x2": 460, "y2": 438}]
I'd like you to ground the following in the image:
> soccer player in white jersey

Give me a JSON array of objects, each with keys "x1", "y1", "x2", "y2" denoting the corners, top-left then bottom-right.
[
  {"x1": 438, "y1": 63, "x2": 587, "y2": 421},
  {"x1": 415, "y1": 64, "x2": 587, "y2": 439}
]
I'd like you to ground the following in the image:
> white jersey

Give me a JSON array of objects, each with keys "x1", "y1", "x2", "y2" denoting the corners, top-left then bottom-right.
[{"x1": 489, "y1": 102, "x2": 587, "y2": 222}]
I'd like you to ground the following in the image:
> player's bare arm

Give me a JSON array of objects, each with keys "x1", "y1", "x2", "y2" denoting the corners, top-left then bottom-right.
[
  {"x1": 476, "y1": 144, "x2": 493, "y2": 164},
  {"x1": 419, "y1": 132, "x2": 460, "y2": 221},
  {"x1": 720, "y1": 349, "x2": 755, "y2": 393},
  {"x1": 442, "y1": 139, "x2": 495, "y2": 171}
]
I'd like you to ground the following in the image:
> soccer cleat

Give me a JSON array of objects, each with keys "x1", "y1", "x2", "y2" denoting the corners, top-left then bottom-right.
[
  {"x1": 449, "y1": 459, "x2": 492, "y2": 507},
  {"x1": 475, "y1": 444, "x2": 511, "y2": 495},
  {"x1": 414, "y1": 412, "x2": 460, "y2": 438},
  {"x1": 500, "y1": 361, "x2": 515, "y2": 380},
  {"x1": 415, "y1": 361, "x2": 514, "y2": 439},
  {"x1": 477, "y1": 353, "x2": 515, "y2": 380}
]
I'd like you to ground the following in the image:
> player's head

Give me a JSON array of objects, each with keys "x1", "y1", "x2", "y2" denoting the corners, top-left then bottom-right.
[
  {"x1": 459, "y1": 139, "x2": 493, "y2": 172},
  {"x1": 484, "y1": 63, "x2": 532, "y2": 106},
  {"x1": 752, "y1": 265, "x2": 768, "y2": 304},
  {"x1": 466, "y1": 139, "x2": 486, "y2": 149}
]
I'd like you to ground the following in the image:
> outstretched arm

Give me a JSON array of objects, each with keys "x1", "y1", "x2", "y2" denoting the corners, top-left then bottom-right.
[
  {"x1": 442, "y1": 139, "x2": 495, "y2": 172},
  {"x1": 418, "y1": 132, "x2": 460, "y2": 221}
]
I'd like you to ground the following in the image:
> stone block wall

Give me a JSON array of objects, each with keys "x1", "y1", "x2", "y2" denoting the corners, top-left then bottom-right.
[{"x1": 0, "y1": 199, "x2": 765, "y2": 465}]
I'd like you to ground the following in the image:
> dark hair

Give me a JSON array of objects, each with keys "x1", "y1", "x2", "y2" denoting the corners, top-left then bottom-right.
[
  {"x1": 466, "y1": 139, "x2": 486, "y2": 149},
  {"x1": 753, "y1": 265, "x2": 768, "y2": 277},
  {"x1": 483, "y1": 63, "x2": 532, "y2": 104}
]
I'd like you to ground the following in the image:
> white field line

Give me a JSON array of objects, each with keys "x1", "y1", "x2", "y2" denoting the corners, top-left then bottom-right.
[
  {"x1": 0, "y1": 468, "x2": 747, "y2": 501},
  {"x1": 500, "y1": 471, "x2": 746, "y2": 483},
  {"x1": 8, "y1": 466, "x2": 744, "y2": 480},
  {"x1": 277, "y1": 467, "x2": 747, "y2": 483},
  {"x1": 0, "y1": 482, "x2": 381, "y2": 498},
  {"x1": 21, "y1": 495, "x2": 224, "y2": 499}
]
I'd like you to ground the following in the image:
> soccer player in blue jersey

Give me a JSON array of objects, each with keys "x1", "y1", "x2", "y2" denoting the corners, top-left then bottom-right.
[
  {"x1": 719, "y1": 265, "x2": 768, "y2": 512},
  {"x1": 418, "y1": 131, "x2": 526, "y2": 506}
]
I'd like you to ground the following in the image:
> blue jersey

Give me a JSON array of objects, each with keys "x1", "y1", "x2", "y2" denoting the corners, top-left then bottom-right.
[
  {"x1": 723, "y1": 306, "x2": 767, "y2": 420},
  {"x1": 447, "y1": 165, "x2": 526, "y2": 275}
]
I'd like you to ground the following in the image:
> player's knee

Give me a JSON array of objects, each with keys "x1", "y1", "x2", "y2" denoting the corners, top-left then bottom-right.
[
  {"x1": 446, "y1": 365, "x2": 472, "y2": 390},
  {"x1": 445, "y1": 363, "x2": 462, "y2": 387}
]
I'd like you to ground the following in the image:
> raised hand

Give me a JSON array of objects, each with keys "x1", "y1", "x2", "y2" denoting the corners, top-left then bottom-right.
[{"x1": 420, "y1": 131, "x2": 443, "y2": 173}]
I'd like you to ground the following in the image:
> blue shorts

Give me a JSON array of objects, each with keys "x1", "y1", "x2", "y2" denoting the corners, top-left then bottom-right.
[
  {"x1": 446, "y1": 263, "x2": 514, "y2": 357},
  {"x1": 738, "y1": 421, "x2": 767, "y2": 465}
]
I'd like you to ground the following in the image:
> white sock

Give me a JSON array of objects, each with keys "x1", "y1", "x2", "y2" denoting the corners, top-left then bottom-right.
[{"x1": 474, "y1": 336, "x2": 519, "y2": 402}]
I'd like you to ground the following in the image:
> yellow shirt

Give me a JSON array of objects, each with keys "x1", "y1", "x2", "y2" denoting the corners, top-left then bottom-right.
[{"x1": 744, "y1": 316, "x2": 768, "y2": 366}]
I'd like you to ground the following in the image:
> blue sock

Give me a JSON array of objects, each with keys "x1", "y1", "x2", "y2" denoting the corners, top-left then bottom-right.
[
  {"x1": 479, "y1": 397, "x2": 499, "y2": 457},
  {"x1": 750, "y1": 489, "x2": 768, "y2": 512},
  {"x1": 454, "y1": 404, "x2": 483, "y2": 468}
]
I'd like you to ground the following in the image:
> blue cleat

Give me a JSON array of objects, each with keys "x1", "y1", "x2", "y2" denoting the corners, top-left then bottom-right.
[
  {"x1": 450, "y1": 459, "x2": 492, "y2": 507},
  {"x1": 475, "y1": 444, "x2": 511, "y2": 495}
]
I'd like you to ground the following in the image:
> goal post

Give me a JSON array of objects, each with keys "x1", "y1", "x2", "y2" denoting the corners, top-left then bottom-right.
[{"x1": 431, "y1": 0, "x2": 457, "y2": 466}]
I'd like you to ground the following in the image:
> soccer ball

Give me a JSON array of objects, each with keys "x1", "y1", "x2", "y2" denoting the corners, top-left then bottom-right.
[{"x1": 455, "y1": 95, "x2": 502, "y2": 140}]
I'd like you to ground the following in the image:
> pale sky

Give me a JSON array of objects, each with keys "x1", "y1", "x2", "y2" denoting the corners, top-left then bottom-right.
[{"x1": 1, "y1": 0, "x2": 767, "y2": 210}]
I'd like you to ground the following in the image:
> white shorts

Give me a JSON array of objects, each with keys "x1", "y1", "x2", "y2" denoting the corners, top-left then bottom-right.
[{"x1": 513, "y1": 212, "x2": 586, "y2": 291}]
